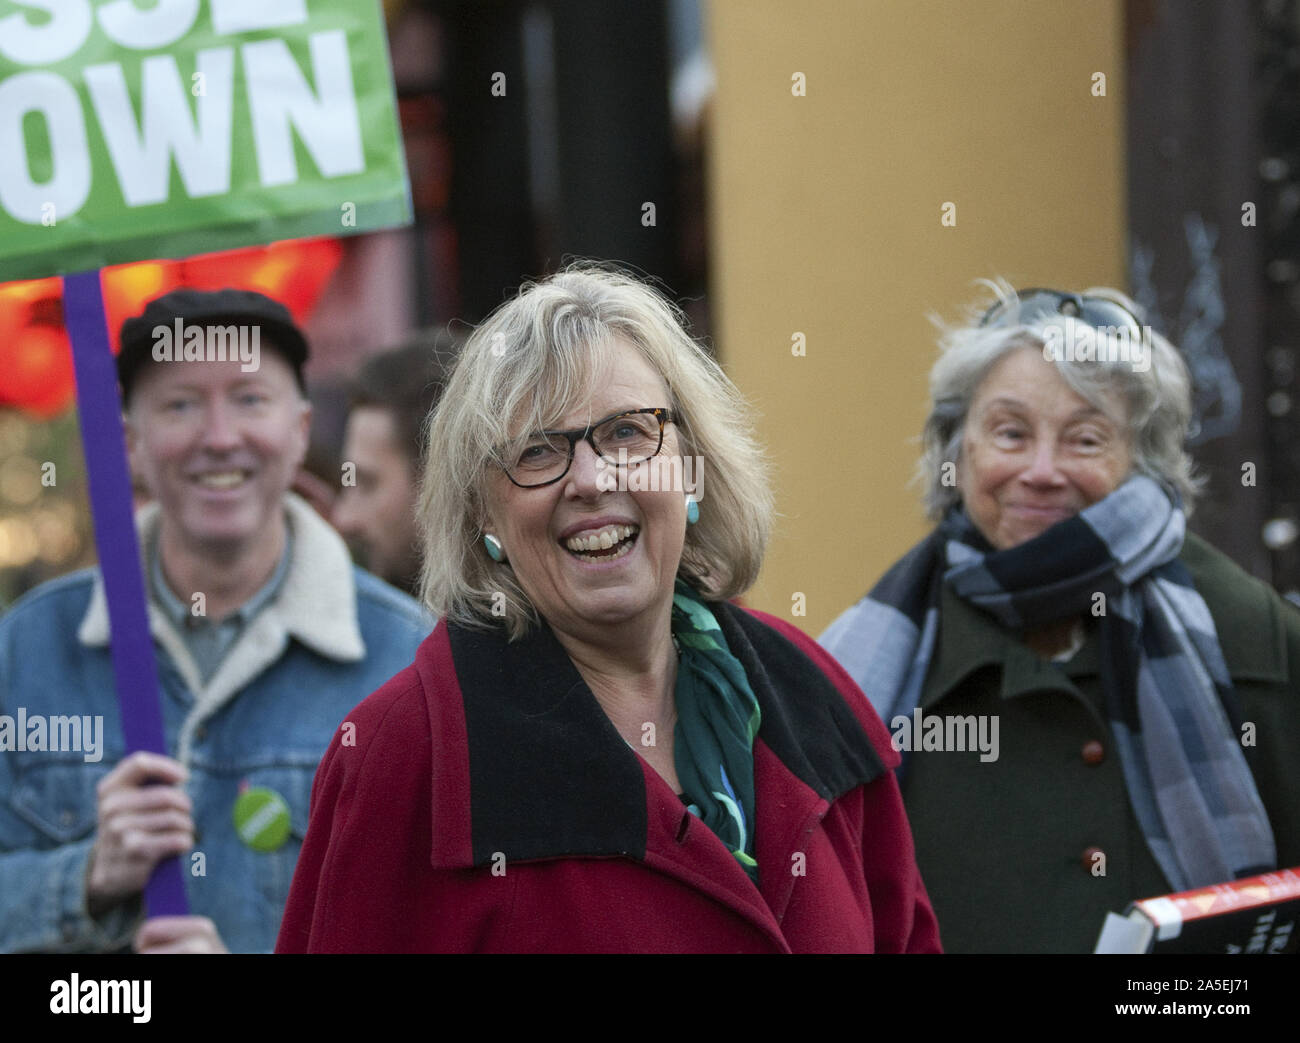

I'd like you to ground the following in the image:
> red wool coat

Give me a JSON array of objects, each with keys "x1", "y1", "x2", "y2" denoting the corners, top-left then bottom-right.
[{"x1": 276, "y1": 602, "x2": 942, "y2": 953}]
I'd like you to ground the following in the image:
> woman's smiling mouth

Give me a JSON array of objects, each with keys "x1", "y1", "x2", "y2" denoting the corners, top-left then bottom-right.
[{"x1": 561, "y1": 523, "x2": 640, "y2": 562}]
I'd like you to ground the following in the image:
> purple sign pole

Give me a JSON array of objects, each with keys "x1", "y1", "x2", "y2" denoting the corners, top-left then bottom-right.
[{"x1": 63, "y1": 269, "x2": 189, "y2": 918}]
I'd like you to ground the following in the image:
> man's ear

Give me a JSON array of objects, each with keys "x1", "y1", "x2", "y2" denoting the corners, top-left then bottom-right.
[
  {"x1": 293, "y1": 398, "x2": 313, "y2": 468},
  {"x1": 123, "y1": 404, "x2": 138, "y2": 466}
]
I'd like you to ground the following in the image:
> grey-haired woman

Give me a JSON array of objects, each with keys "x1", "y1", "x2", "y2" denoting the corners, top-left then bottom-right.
[{"x1": 822, "y1": 282, "x2": 1300, "y2": 953}]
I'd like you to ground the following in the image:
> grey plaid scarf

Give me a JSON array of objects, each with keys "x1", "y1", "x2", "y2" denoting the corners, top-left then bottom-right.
[{"x1": 819, "y1": 475, "x2": 1276, "y2": 892}]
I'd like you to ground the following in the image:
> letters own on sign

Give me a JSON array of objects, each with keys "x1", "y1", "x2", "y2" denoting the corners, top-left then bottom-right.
[{"x1": 0, "y1": 0, "x2": 410, "y2": 280}]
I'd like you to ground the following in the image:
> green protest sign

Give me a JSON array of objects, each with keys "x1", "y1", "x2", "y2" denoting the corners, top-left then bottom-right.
[{"x1": 0, "y1": 0, "x2": 411, "y2": 282}]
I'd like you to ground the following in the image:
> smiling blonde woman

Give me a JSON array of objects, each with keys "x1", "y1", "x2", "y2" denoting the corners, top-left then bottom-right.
[{"x1": 278, "y1": 262, "x2": 941, "y2": 953}]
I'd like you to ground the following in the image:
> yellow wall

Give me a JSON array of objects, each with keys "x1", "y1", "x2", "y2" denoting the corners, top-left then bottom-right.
[{"x1": 707, "y1": 0, "x2": 1126, "y2": 633}]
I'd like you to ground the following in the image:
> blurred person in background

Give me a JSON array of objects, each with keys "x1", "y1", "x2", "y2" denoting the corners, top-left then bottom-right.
[
  {"x1": 278, "y1": 264, "x2": 940, "y2": 953},
  {"x1": 0, "y1": 289, "x2": 428, "y2": 953},
  {"x1": 821, "y1": 283, "x2": 1300, "y2": 952},
  {"x1": 334, "y1": 333, "x2": 456, "y2": 596}
]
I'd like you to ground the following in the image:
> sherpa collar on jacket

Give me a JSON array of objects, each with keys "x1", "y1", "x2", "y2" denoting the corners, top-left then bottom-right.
[{"x1": 77, "y1": 493, "x2": 364, "y2": 762}]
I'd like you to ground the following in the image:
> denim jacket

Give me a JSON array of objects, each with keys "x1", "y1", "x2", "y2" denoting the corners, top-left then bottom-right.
[{"x1": 0, "y1": 494, "x2": 429, "y2": 952}]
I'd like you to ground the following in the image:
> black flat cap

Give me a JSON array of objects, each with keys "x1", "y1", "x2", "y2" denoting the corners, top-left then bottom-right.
[{"x1": 117, "y1": 287, "x2": 310, "y2": 403}]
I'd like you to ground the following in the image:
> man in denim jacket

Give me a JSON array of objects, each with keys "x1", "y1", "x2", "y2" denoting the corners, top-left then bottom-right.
[{"x1": 0, "y1": 289, "x2": 429, "y2": 952}]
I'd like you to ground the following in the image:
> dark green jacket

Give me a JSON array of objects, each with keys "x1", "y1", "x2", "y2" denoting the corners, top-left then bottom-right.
[{"x1": 901, "y1": 533, "x2": 1300, "y2": 953}]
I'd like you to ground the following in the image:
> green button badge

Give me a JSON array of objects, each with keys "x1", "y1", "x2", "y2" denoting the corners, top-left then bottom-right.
[{"x1": 232, "y1": 786, "x2": 291, "y2": 853}]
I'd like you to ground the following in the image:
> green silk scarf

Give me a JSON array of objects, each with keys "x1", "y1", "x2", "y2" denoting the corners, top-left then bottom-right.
[{"x1": 671, "y1": 579, "x2": 762, "y2": 884}]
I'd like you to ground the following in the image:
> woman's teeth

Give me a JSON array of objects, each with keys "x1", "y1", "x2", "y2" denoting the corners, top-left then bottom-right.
[{"x1": 564, "y1": 524, "x2": 638, "y2": 560}]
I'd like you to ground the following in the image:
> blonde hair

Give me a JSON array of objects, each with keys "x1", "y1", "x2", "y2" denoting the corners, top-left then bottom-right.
[
  {"x1": 918, "y1": 278, "x2": 1202, "y2": 519},
  {"x1": 417, "y1": 262, "x2": 774, "y2": 639}
]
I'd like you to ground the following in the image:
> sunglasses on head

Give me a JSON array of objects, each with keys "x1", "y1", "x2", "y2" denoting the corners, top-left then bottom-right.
[{"x1": 979, "y1": 288, "x2": 1145, "y2": 340}]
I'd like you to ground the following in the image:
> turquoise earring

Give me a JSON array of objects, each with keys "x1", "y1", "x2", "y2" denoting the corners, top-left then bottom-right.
[
  {"x1": 484, "y1": 534, "x2": 506, "y2": 562},
  {"x1": 685, "y1": 497, "x2": 700, "y2": 525}
]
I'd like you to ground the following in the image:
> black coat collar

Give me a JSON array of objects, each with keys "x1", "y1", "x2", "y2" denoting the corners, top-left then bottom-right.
[{"x1": 447, "y1": 601, "x2": 886, "y2": 866}]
